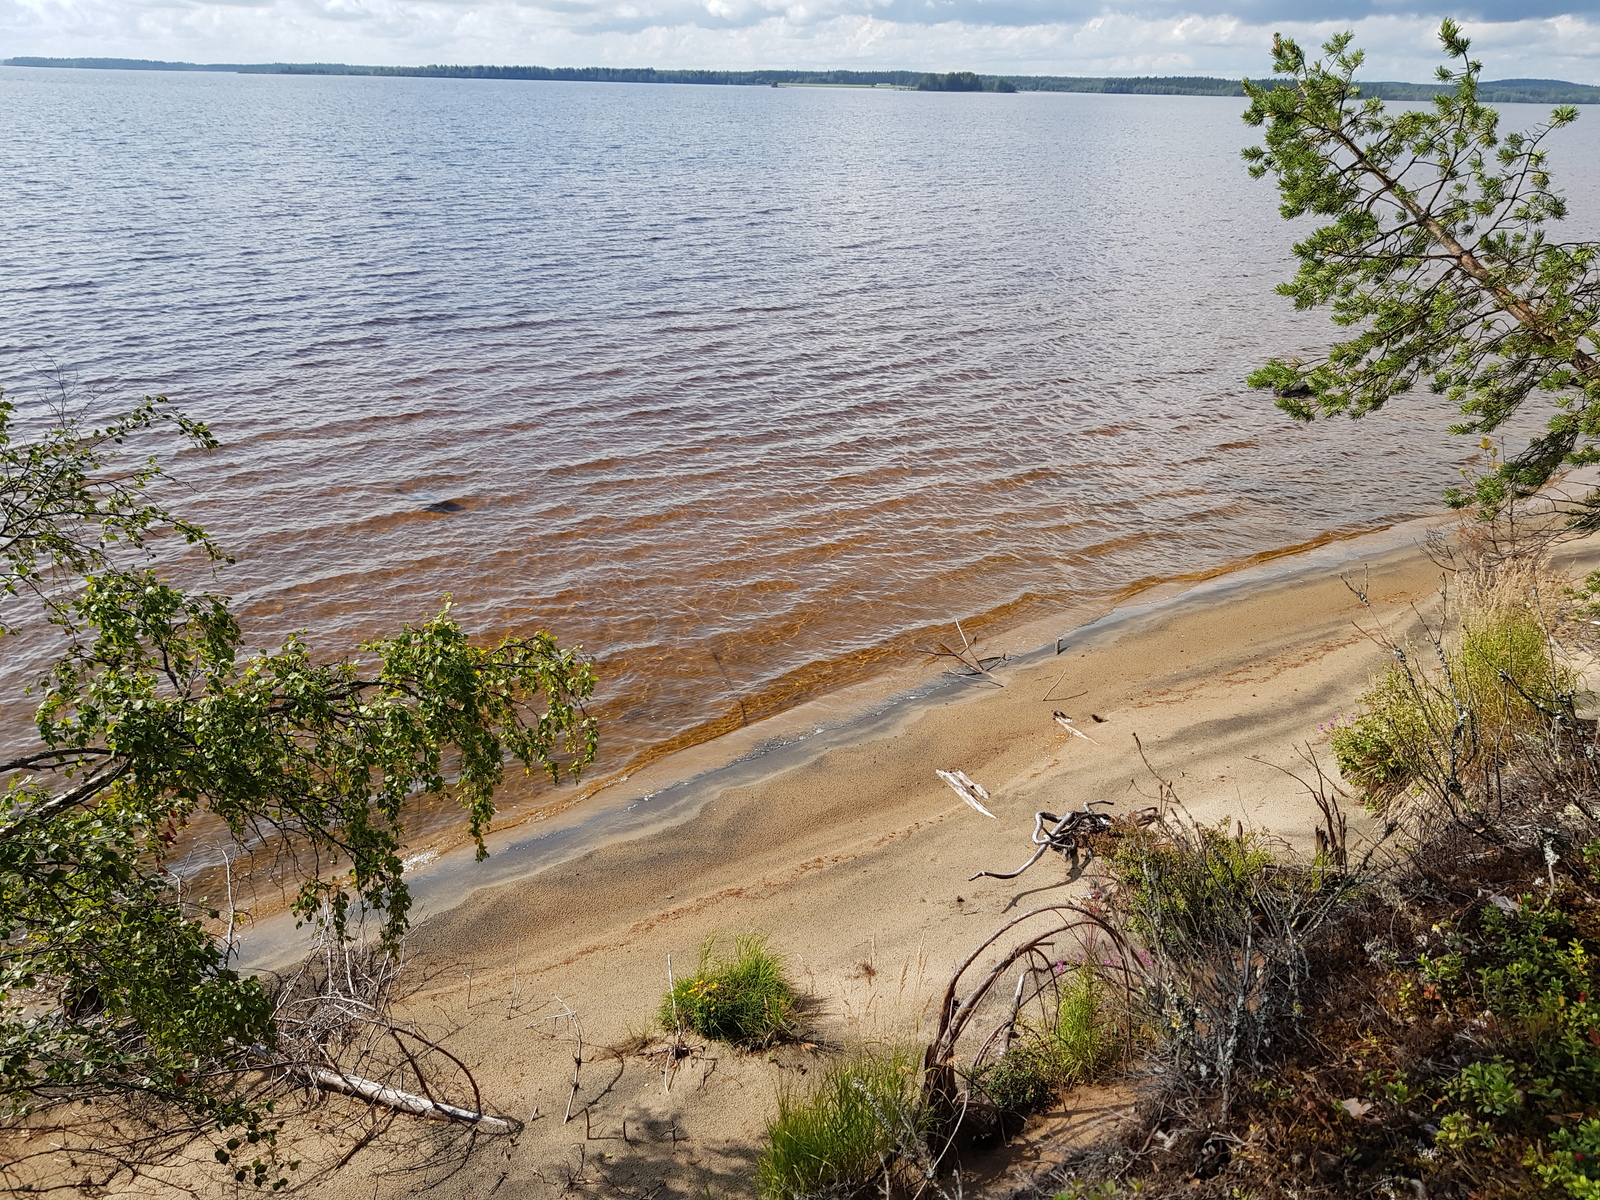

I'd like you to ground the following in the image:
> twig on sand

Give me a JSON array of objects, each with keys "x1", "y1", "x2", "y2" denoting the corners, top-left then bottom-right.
[
  {"x1": 1053, "y1": 711, "x2": 1100, "y2": 744},
  {"x1": 525, "y1": 995, "x2": 585, "y2": 1124}
]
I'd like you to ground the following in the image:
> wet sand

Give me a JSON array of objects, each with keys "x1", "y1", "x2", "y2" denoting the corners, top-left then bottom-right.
[{"x1": 291, "y1": 522, "x2": 1600, "y2": 1199}]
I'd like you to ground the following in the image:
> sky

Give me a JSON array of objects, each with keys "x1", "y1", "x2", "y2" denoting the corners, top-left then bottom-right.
[{"x1": 3, "y1": 0, "x2": 1600, "y2": 81}]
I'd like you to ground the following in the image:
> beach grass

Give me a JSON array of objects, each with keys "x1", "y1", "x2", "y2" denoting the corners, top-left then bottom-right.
[
  {"x1": 661, "y1": 934, "x2": 798, "y2": 1048},
  {"x1": 978, "y1": 964, "x2": 1125, "y2": 1113},
  {"x1": 757, "y1": 1045, "x2": 924, "y2": 1199}
]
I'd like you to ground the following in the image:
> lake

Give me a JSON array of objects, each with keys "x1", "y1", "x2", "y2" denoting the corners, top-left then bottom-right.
[{"x1": 5, "y1": 66, "x2": 1596, "y2": 828}]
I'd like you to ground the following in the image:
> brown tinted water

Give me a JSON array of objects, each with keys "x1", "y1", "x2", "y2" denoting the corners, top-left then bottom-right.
[{"x1": 5, "y1": 67, "x2": 1598, "y2": 850}]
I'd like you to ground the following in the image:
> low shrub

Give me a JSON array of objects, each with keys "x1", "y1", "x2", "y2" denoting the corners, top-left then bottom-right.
[
  {"x1": 1331, "y1": 602, "x2": 1574, "y2": 805},
  {"x1": 980, "y1": 965, "x2": 1124, "y2": 1113},
  {"x1": 1107, "y1": 821, "x2": 1277, "y2": 950},
  {"x1": 660, "y1": 934, "x2": 797, "y2": 1048},
  {"x1": 1533, "y1": 1118, "x2": 1600, "y2": 1198},
  {"x1": 757, "y1": 1046, "x2": 924, "y2": 1200}
]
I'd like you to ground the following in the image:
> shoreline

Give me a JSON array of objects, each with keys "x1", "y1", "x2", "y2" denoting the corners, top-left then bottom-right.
[
  {"x1": 241, "y1": 510, "x2": 1454, "y2": 970},
  {"x1": 285, "y1": 517, "x2": 1600, "y2": 1198}
]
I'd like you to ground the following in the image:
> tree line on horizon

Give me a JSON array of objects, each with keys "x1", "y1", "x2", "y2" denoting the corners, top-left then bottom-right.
[{"x1": 8, "y1": 55, "x2": 1600, "y2": 104}]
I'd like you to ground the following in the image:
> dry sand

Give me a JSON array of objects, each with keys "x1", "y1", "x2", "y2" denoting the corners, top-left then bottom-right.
[{"x1": 294, "y1": 524, "x2": 1600, "y2": 1199}]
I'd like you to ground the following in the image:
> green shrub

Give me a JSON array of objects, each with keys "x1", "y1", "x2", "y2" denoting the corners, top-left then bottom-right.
[
  {"x1": 661, "y1": 935, "x2": 797, "y2": 1048},
  {"x1": 980, "y1": 965, "x2": 1125, "y2": 1113},
  {"x1": 1531, "y1": 1118, "x2": 1600, "y2": 1198},
  {"x1": 1108, "y1": 821, "x2": 1276, "y2": 950},
  {"x1": 757, "y1": 1046, "x2": 924, "y2": 1200},
  {"x1": 1331, "y1": 603, "x2": 1573, "y2": 805},
  {"x1": 1410, "y1": 895, "x2": 1600, "y2": 1187}
]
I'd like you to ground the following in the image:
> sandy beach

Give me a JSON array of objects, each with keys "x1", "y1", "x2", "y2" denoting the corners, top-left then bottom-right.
[{"x1": 298, "y1": 523, "x2": 1600, "y2": 1199}]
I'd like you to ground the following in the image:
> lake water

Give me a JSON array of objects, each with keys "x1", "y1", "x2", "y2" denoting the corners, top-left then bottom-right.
[{"x1": 5, "y1": 66, "x2": 1597, "y2": 829}]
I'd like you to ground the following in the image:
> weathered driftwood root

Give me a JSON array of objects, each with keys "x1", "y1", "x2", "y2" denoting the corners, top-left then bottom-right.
[{"x1": 301, "y1": 1066, "x2": 514, "y2": 1132}]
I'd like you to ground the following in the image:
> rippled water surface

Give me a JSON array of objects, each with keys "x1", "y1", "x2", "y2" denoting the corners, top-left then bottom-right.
[{"x1": 7, "y1": 67, "x2": 1598, "y2": 820}]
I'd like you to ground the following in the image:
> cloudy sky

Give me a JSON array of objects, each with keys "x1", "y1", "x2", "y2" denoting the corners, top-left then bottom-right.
[{"x1": 3, "y1": 0, "x2": 1599, "y2": 81}]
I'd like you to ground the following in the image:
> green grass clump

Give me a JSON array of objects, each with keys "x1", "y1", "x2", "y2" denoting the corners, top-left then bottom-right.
[
  {"x1": 980, "y1": 965, "x2": 1125, "y2": 1113},
  {"x1": 1331, "y1": 603, "x2": 1573, "y2": 805},
  {"x1": 660, "y1": 935, "x2": 797, "y2": 1048},
  {"x1": 757, "y1": 1046, "x2": 924, "y2": 1200}
]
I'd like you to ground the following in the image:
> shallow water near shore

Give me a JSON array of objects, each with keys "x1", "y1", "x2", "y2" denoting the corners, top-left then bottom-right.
[
  {"x1": 6, "y1": 67, "x2": 1600, "y2": 843},
  {"x1": 235, "y1": 513, "x2": 1456, "y2": 969}
]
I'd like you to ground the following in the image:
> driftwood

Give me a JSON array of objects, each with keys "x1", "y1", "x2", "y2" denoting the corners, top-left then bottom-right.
[
  {"x1": 969, "y1": 801, "x2": 1115, "y2": 880},
  {"x1": 922, "y1": 903, "x2": 1142, "y2": 1129},
  {"x1": 301, "y1": 1067, "x2": 513, "y2": 1131},
  {"x1": 1052, "y1": 710, "x2": 1100, "y2": 744},
  {"x1": 269, "y1": 931, "x2": 520, "y2": 1143},
  {"x1": 936, "y1": 770, "x2": 996, "y2": 818}
]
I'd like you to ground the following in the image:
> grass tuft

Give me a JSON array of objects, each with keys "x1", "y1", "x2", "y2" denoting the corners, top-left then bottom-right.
[
  {"x1": 979, "y1": 966, "x2": 1124, "y2": 1113},
  {"x1": 661, "y1": 934, "x2": 798, "y2": 1048},
  {"x1": 757, "y1": 1046, "x2": 923, "y2": 1200}
]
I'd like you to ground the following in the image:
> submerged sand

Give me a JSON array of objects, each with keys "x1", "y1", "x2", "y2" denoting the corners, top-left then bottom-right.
[{"x1": 296, "y1": 526, "x2": 1600, "y2": 1199}]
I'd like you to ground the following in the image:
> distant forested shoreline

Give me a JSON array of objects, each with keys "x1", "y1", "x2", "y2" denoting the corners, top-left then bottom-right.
[{"x1": 7, "y1": 56, "x2": 1600, "y2": 103}]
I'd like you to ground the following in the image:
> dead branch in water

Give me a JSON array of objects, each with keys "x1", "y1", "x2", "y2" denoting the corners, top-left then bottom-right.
[{"x1": 926, "y1": 620, "x2": 1008, "y2": 683}]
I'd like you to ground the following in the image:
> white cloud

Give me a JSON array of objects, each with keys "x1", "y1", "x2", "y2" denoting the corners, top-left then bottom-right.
[{"x1": 3, "y1": 0, "x2": 1599, "y2": 81}]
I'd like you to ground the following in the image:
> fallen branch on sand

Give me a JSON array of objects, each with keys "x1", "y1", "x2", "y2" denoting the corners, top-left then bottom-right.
[
  {"x1": 301, "y1": 1067, "x2": 514, "y2": 1131},
  {"x1": 1052, "y1": 711, "x2": 1099, "y2": 744},
  {"x1": 936, "y1": 770, "x2": 997, "y2": 818},
  {"x1": 970, "y1": 800, "x2": 1157, "y2": 880}
]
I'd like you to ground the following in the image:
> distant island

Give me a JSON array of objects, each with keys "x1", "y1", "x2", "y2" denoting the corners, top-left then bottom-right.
[{"x1": 7, "y1": 57, "x2": 1600, "y2": 103}]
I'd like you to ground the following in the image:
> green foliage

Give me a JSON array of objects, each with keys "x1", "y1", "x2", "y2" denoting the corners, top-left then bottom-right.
[
  {"x1": 0, "y1": 392, "x2": 598, "y2": 1167},
  {"x1": 1404, "y1": 894, "x2": 1600, "y2": 1183},
  {"x1": 662, "y1": 935, "x2": 798, "y2": 1048},
  {"x1": 1532, "y1": 1118, "x2": 1600, "y2": 1198},
  {"x1": 29, "y1": 570, "x2": 597, "y2": 944},
  {"x1": 1330, "y1": 603, "x2": 1570, "y2": 804},
  {"x1": 0, "y1": 392, "x2": 222, "y2": 629},
  {"x1": 1567, "y1": 569, "x2": 1600, "y2": 617},
  {"x1": 757, "y1": 1046, "x2": 924, "y2": 1200},
  {"x1": 979, "y1": 966, "x2": 1124, "y2": 1112},
  {"x1": 1053, "y1": 1183, "x2": 1144, "y2": 1200},
  {"x1": 1109, "y1": 821, "x2": 1276, "y2": 949},
  {"x1": 1450, "y1": 1058, "x2": 1522, "y2": 1116},
  {"x1": 1242, "y1": 23, "x2": 1600, "y2": 510},
  {"x1": 916, "y1": 70, "x2": 984, "y2": 91}
]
